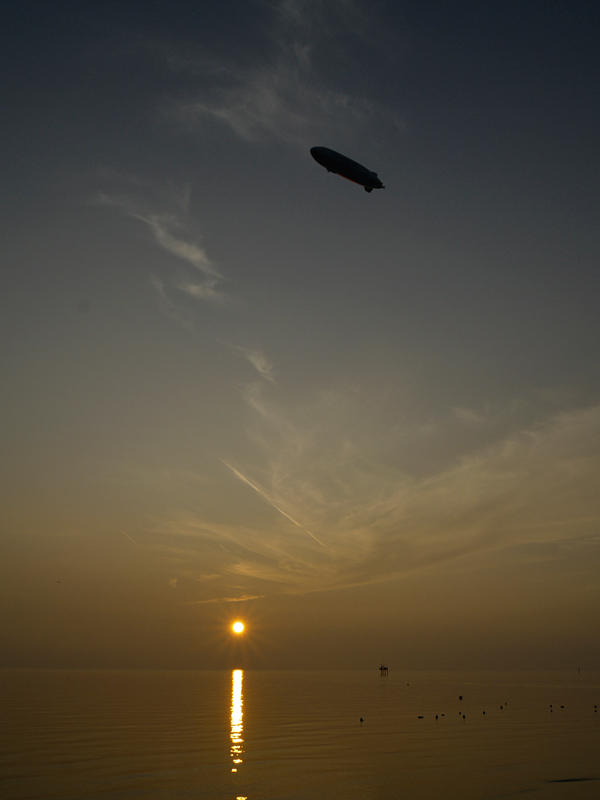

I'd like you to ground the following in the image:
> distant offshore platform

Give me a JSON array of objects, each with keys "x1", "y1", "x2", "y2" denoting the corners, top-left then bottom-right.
[{"x1": 379, "y1": 663, "x2": 388, "y2": 676}]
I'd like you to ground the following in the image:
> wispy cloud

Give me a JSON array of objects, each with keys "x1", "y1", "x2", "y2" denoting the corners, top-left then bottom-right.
[
  {"x1": 149, "y1": 275, "x2": 197, "y2": 333},
  {"x1": 96, "y1": 189, "x2": 229, "y2": 307},
  {"x1": 155, "y1": 0, "x2": 403, "y2": 148},
  {"x1": 141, "y1": 213, "x2": 221, "y2": 280},
  {"x1": 154, "y1": 392, "x2": 600, "y2": 598},
  {"x1": 221, "y1": 459, "x2": 331, "y2": 550},
  {"x1": 225, "y1": 346, "x2": 276, "y2": 382},
  {"x1": 187, "y1": 594, "x2": 264, "y2": 604},
  {"x1": 173, "y1": 64, "x2": 381, "y2": 148},
  {"x1": 94, "y1": 178, "x2": 281, "y2": 378}
]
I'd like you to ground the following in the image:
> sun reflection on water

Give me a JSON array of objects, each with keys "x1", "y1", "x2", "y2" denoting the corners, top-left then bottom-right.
[{"x1": 230, "y1": 669, "x2": 244, "y2": 773}]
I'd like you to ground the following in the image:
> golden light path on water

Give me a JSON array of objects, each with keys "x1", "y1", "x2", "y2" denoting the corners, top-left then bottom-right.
[{"x1": 230, "y1": 669, "x2": 244, "y2": 775}]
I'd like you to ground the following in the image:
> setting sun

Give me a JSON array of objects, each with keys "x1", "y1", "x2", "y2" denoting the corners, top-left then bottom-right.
[{"x1": 232, "y1": 621, "x2": 245, "y2": 634}]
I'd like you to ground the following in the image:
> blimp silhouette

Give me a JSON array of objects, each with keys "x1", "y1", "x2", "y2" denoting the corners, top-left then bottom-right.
[{"x1": 310, "y1": 146, "x2": 384, "y2": 193}]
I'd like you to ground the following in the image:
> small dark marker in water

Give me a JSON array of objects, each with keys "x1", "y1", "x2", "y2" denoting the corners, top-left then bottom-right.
[
  {"x1": 561, "y1": 706, "x2": 564, "y2": 709},
  {"x1": 483, "y1": 711, "x2": 485, "y2": 715},
  {"x1": 360, "y1": 718, "x2": 363, "y2": 723},
  {"x1": 459, "y1": 696, "x2": 463, "y2": 700},
  {"x1": 463, "y1": 714, "x2": 466, "y2": 719},
  {"x1": 435, "y1": 715, "x2": 438, "y2": 720},
  {"x1": 418, "y1": 716, "x2": 423, "y2": 719}
]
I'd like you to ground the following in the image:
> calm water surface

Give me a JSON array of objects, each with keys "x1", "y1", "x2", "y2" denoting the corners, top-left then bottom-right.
[{"x1": 1, "y1": 669, "x2": 599, "y2": 799}]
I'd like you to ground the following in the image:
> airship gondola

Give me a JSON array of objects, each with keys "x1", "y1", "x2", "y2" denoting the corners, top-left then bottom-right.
[{"x1": 310, "y1": 146, "x2": 384, "y2": 193}]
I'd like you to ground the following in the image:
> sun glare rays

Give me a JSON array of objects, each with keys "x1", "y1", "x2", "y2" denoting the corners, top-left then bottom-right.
[{"x1": 196, "y1": 605, "x2": 266, "y2": 667}]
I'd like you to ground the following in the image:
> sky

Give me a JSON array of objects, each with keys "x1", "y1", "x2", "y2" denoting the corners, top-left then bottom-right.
[{"x1": 2, "y1": 0, "x2": 600, "y2": 670}]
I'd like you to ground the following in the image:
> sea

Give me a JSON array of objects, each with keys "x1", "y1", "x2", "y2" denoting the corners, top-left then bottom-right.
[{"x1": 1, "y1": 669, "x2": 598, "y2": 799}]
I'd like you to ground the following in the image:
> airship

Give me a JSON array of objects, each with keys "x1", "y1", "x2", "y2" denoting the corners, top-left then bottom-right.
[{"x1": 310, "y1": 146, "x2": 384, "y2": 193}]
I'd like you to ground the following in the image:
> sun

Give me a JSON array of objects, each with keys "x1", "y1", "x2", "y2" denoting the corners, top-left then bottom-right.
[{"x1": 232, "y1": 621, "x2": 245, "y2": 634}]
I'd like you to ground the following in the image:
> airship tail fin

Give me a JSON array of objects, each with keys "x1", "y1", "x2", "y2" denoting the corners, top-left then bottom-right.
[{"x1": 364, "y1": 186, "x2": 373, "y2": 193}]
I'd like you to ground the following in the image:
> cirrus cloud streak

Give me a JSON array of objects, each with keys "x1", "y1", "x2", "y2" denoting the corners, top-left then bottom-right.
[{"x1": 153, "y1": 391, "x2": 600, "y2": 599}]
